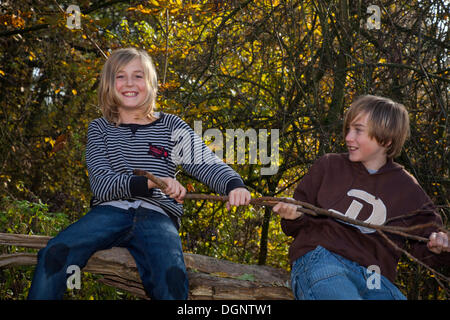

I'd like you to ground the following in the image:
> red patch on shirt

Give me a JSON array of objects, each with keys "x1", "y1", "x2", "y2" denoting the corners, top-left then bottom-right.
[{"x1": 148, "y1": 143, "x2": 169, "y2": 159}]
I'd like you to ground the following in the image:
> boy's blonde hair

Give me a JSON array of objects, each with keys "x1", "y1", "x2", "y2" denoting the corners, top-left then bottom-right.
[
  {"x1": 98, "y1": 47, "x2": 158, "y2": 124},
  {"x1": 343, "y1": 95, "x2": 410, "y2": 158}
]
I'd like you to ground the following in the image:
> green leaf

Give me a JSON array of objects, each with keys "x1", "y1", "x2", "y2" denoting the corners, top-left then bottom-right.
[{"x1": 236, "y1": 273, "x2": 255, "y2": 282}]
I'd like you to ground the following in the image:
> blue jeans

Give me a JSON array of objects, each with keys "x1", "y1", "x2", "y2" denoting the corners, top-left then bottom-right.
[
  {"x1": 291, "y1": 246, "x2": 406, "y2": 300},
  {"x1": 28, "y1": 205, "x2": 188, "y2": 300}
]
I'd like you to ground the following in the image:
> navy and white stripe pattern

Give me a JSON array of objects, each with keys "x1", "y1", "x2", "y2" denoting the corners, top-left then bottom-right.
[{"x1": 85, "y1": 112, "x2": 245, "y2": 226}]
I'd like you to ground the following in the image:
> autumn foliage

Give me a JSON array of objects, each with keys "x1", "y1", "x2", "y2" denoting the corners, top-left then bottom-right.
[{"x1": 0, "y1": 0, "x2": 448, "y2": 299}]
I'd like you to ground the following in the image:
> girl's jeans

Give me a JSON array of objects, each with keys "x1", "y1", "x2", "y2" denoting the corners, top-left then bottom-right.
[
  {"x1": 28, "y1": 205, "x2": 188, "y2": 300},
  {"x1": 291, "y1": 246, "x2": 406, "y2": 300}
]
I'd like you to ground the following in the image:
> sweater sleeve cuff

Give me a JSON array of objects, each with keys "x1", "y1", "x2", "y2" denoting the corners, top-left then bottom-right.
[
  {"x1": 280, "y1": 215, "x2": 306, "y2": 237},
  {"x1": 130, "y1": 175, "x2": 153, "y2": 197},
  {"x1": 225, "y1": 178, "x2": 247, "y2": 195}
]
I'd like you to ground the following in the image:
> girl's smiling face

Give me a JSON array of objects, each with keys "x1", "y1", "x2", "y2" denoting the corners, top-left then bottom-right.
[{"x1": 115, "y1": 58, "x2": 149, "y2": 110}]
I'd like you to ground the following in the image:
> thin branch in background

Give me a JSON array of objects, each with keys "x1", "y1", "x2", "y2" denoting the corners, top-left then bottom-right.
[
  {"x1": 53, "y1": 0, "x2": 107, "y2": 60},
  {"x1": 162, "y1": 8, "x2": 169, "y2": 85}
]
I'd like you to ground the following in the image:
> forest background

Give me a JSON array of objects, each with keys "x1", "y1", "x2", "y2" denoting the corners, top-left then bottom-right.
[{"x1": 0, "y1": 0, "x2": 448, "y2": 300}]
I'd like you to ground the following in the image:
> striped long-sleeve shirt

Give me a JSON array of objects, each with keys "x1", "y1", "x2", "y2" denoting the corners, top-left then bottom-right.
[{"x1": 85, "y1": 112, "x2": 246, "y2": 227}]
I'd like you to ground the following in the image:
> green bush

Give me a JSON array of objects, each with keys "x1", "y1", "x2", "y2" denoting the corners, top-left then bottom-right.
[
  {"x1": 0, "y1": 196, "x2": 70, "y2": 236},
  {"x1": 0, "y1": 196, "x2": 138, "y2": 300}
]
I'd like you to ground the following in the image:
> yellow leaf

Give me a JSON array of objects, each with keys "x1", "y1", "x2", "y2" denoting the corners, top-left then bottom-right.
[
  {"x1": 0, "y1": 70, "x2": 5, "y2": 76},
  {"x1": 45, "y1": 137, "x2": 56, "y2": 147},
  {"x1": 211, "y1": 272, "x2": 230, "y2": 278},
  {"x1": 72, "y1": 89, "x2": 77, "y2": 95},
  {"x1": 28, "y1": 51, "x2": 36, "y2": 61},
  {"x1": 55, "y1": 88, "x2": 61, "y2": 94}
]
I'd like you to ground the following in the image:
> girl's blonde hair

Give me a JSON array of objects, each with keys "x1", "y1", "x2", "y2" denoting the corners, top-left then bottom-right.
[
  {"x1": 98, "y1": 47, "x2": 158, "y2": 124},
  {"x1": 343, "y1": 95, "x2": 410, "y2": 158}
]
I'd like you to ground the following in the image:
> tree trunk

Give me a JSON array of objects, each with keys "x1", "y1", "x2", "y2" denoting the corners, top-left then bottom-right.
[
  {"x1": 257, "y1": 206, "x2": 272, "y2": 265},
  {"x1": 0, "y1": 233, "x2": 293, "y2": 300}
]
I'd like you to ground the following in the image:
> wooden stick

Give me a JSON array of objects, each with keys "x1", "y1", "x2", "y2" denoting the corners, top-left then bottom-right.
[
  {"x1": 132, "y1": 169, "x2": 449, "y2": 243},
  {"x1": 134, "y1": 169, "x2": 311, "y2": 213}
]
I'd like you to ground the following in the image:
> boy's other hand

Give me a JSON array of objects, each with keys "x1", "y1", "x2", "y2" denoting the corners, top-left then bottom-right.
[
  {"x1": 427, "y1": 232, "x2": 449, "y2": 254},
  {"x1": 273, "y1": 201, "x2": 303, "y2": 220}
]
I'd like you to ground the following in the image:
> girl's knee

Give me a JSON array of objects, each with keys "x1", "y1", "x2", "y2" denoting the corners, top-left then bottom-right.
[{"x1": 40, "y1": 243, "x2": 70, "y2": 276}]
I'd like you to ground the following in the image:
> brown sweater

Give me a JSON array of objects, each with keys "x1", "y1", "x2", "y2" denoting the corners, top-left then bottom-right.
[{"x1": 281, "y1": 153, "x2": 450, "y2": 282}]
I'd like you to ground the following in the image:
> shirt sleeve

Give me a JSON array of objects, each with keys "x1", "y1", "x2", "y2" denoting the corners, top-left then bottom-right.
[
  {"x1": 404, "y1": 201, "x2": 450, "y2": 267},
  {"x1": 85, "y1": 120, "x2": 152, "y2": 202},
  {"x1": 280, "y1": 155, "x2": 328, "y2": 237},
  {"x1": 169, "y1": 116, "x2": 246, "y2": 195}
]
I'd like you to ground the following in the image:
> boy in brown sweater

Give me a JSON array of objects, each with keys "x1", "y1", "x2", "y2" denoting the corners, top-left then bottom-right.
[{"x1": 273, "y1": 95, "x2": 449, "y2": 299}]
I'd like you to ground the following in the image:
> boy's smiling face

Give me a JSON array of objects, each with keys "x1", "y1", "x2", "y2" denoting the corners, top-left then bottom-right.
[{"x1": 345, "y1": 112, "x2": 389, "y2": 171}]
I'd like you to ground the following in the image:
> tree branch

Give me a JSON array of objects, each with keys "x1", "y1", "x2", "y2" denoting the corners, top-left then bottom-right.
[
  {"x1": 0, "y1": 233, "x2": 293, "y2": 300},
  {"x1": 0, "y1": 24, "x2": 50, "y2": 38},
  {"x1": 133, "y1": 169, "x2": 447, "y2": 244},
  {"x1": 343, "y1": 63, "x2": 450, "y2": 83}
]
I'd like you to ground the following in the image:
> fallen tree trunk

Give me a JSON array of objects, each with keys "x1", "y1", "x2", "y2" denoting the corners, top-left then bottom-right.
[{"x1": 0, "y1": 233, "x2": 293, "y2": 300}]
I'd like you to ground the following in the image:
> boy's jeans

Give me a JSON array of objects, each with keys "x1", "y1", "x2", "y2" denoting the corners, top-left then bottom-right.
[
  {"x1": 28, "y1": 205, "x2": 188, "y2": 300},
  {"x1": 291, "y1": 246, "x2": 406, "y2": 300}
]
